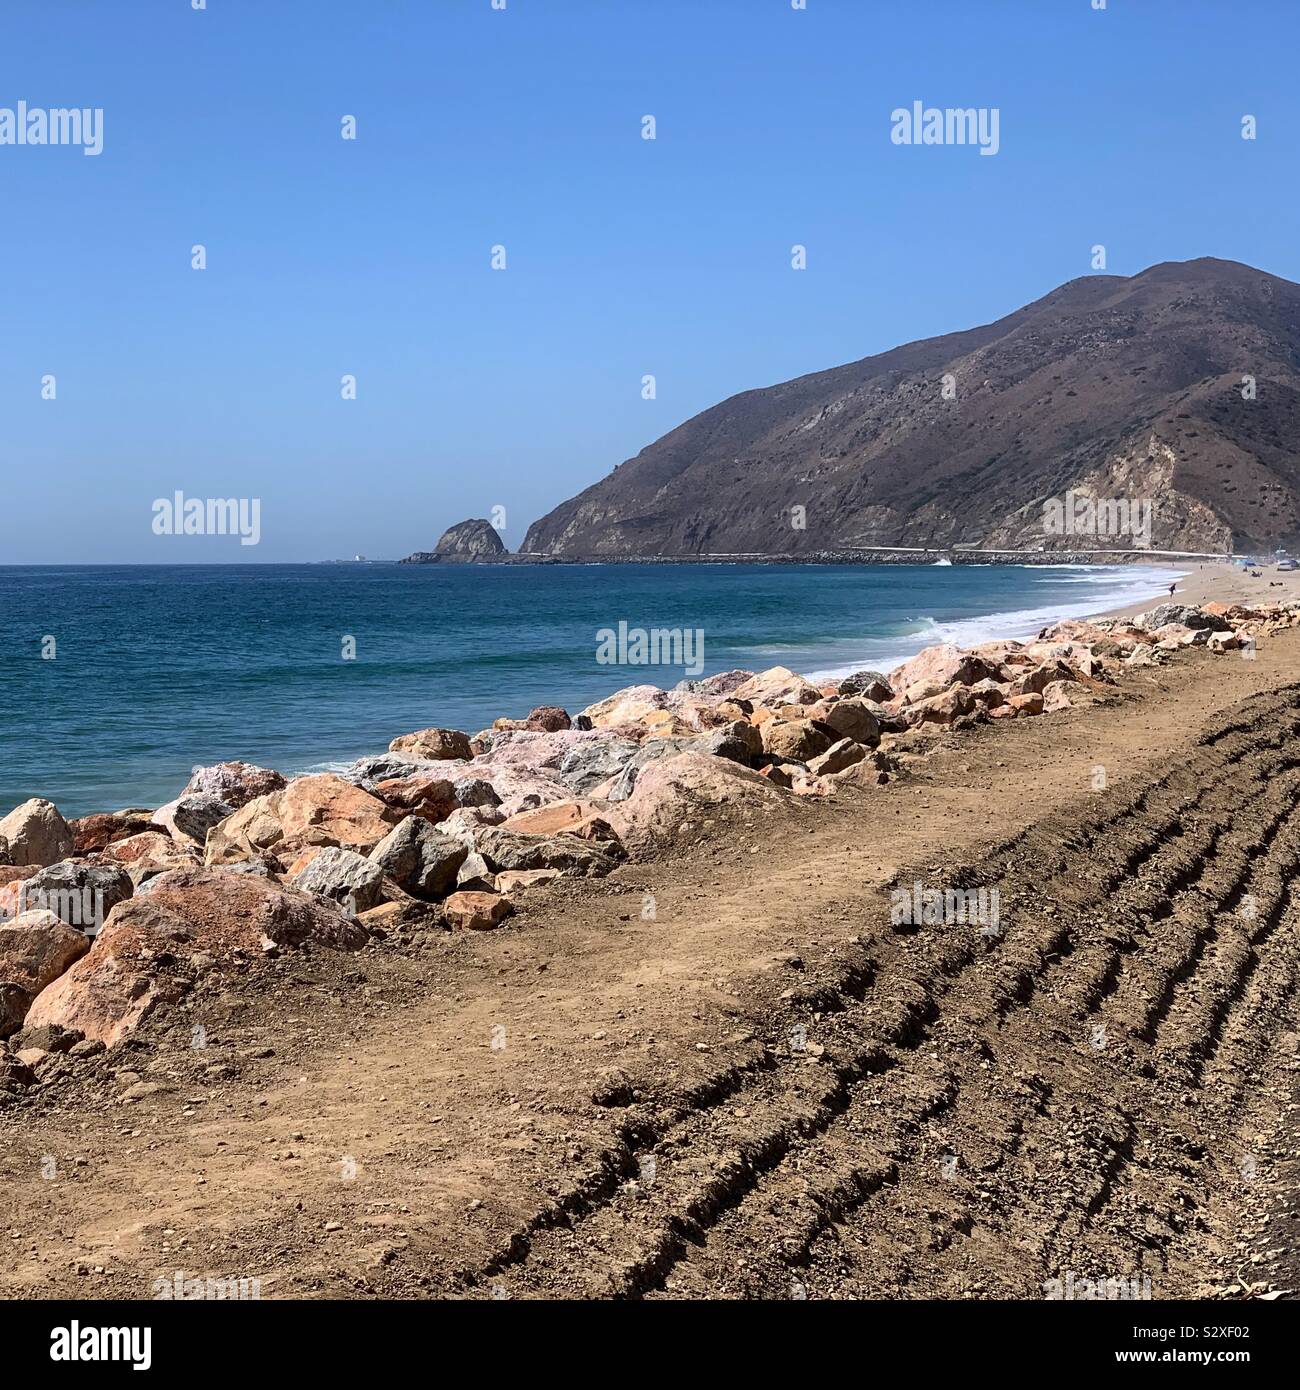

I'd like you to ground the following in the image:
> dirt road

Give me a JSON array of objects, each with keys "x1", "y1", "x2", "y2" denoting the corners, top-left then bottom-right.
[{"x1": 3, "y1": 633, "x2": 1299, "y2": 1300}]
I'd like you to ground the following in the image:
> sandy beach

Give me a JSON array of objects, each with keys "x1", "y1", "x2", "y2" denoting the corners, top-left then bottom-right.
[{"x1": 1104, "y1": 556, "x2": 1300, "y2": 618}]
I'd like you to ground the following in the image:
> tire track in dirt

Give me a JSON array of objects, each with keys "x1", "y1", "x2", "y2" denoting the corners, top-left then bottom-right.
[{"x1": 462, "y1": 686, "x2": 1300, "y2": 1298}]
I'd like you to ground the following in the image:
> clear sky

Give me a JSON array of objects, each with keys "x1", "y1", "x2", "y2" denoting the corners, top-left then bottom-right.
[{"x1": 1, "y1": 0, "x2": 1296, "y2": 563}]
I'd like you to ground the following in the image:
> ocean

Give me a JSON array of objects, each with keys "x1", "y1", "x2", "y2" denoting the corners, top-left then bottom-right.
[{"x1": 0, "y1": 562, "x2": 1186, "y2": 818}]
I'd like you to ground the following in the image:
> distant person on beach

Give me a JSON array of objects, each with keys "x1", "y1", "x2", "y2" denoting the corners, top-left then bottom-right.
[{"x1": 1168, "y1": 583, "x2": 1176, "y2": 595}]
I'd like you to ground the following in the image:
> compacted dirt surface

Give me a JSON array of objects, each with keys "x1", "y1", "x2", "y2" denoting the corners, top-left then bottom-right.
[{"x1": 3, "y1": 631, "x2": 1300, "y2": 1301}]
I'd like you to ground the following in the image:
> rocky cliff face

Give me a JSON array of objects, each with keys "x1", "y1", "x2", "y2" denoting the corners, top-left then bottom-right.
[
  {"x1": 522, "y1": 259, "x2": 1300, "y2": 557},
  {"x1": 403, "y1": 519, "x2": 508, "y2": 564}
]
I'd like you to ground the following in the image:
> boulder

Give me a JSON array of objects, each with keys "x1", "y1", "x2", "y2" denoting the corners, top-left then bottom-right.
[
  {"x1": 0, "y1": 865, "x2": 38, "y2": 895},
  {"x1": 101, "y1": 832, "x2": 202, "y2": 884},
  {"x1": 732, "y1": 666, "x2": 821, "y2": 707},
  {"x1": 1008, "y1": 692, "x2": 1044, "y2": 716},
  {"x1": 289, "y1": 846, "x2": 387, "y2": 913},
  {"x1": 695, "y1": 723, "x2": 761, "y2": 765},
  {"x1": 23, "y1": 869, "x2": 365, "y2": 1047},
  {"x1": 674, "y1": 669, "x2": 754, "y2": 698},
  {"x1": 604, "y1": 737, "x2": 698, "y2": 801},
  {"x1": 836, "y1": 669, "x2": 894, "y2": 701},
  {"x1": 10, "y1": 1021, "x2": 82, "y2": 1054},
  {"x1": 969, "y1": 638, "x2": 1031, "y2": 667},
  {"x1": 1036, "y1": 620, "x2": 1111, "y2": 646},
  {"x1": 608, "y1": 751, "x2": 784, "y2": 843},
  {"x1": 343, "y1": 752, "x2": 444, "y2": 788},
  {"x1": 790, "y1": 771, "x2": 835, "y2": 797},
  {"x1": 388, "y1": 727, "x2": 474, "y2": 761},
  {"x1": 204, "y1": 774, "x2": 395, "y2": 864},
  {"x1": 968, "y1": 678, "x2": 1008, "y2": 710},
  {"x1": 434, "y1": 810, "x2": 488, "y2": 849},
  {"x1": 758, "y1": 763, "x2": 796, "y2": 789},
  {"x1": 761, "y1": 720, "x2": 833, "y2": 762},
  {"x1": 1136, "y1": 603, "x2": 1231, "y2": 633},
  {"x1": 0, "y1": 1053, "x2": 36, "y2": 1092},
  {"x1": 499, "y1": 800, "x2": 617, "y2": 840},
  {"x1": 13, "y1": 861, "x2": 133, "y2": 933},
  {"x1": 153, "y1": 793, "x2": 234, "y2": 845},
  {"x1": 1012, "y1": 660, "x2": 1079, "y2": 697},
  {"x1": 556, "y1": 736, "x2": 640, "y2": 794},
  {"x1": 492, "y1": 706, "x2": 570, "y2": 739},
  {"x1": 807, "y1": 739, "x2": 868, "y2": 777},
  {"x1": 827, "y1": 756, "x2": 891, "y2": 789},
  {"x1": 0, "y1": 910, "x2": 93, "y2": 1037},
  {"x1": 443, "y1": 891, "x2": 514, "y2": 931},
  {"x1": 635, "y1": 708, "x2": 695, "y2": 739},
  {"x1": 1018, "y1": 639, "x2": 1104, "y2": 672},
  {"x1": 709, "y1": 697, "x2": 756, "y2": 724},
  {"x1": 68, "y1": 811, "x2": 159, "y2": 855},
  {"x1": 470, "y1": 730, "x2": 616, "y2": 808},
  {"x1": 449, "y1": 777, "x2": 504, "y2": 812},
  {"x1": 456, "y1": 765, "x2": 569, "y2": 819},
  {"x1": 370, "y1": 773, "x2": 459, "y2": 826},
  {"x1": 368, "y1": 817, "x2": 468, "y2": 897},
  {"x1": 473, "y1": 827, "x2": 624, "y2": 878},
  {"x1": 1041, "y1": 680, "x2": 1076, "y2": 712},
  {"x1": 812, "y1": 698, "x2": 881, "y2": 746},
  {"x1": 579, "y1": 684, "x2": 665, "y2": 730},
  {"x1": 524, "y1": 706, "x2": 571, "y2": 732},
  {"x1": 182, "y1": 761, "x2": 286, "y2": 809},
  {"x1": 890, "y1": 645, "x2": 1005, "y2": 701},
  {"x1": 494, "y1": 869, "x2": 560, "y2": 894},
  {"x1": 455, "y1": 851, "x2": 495, "y2": 891},
  {"x1": 905, "y1": 684, "x2": 977, "y2": 727},
  {"x1": 0, "y1": 799, "x2": 74, "y2": 867}
]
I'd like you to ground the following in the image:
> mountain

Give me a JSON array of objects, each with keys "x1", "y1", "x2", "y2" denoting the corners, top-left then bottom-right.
[{"x1": 522, "y1": 259, "x2": 1300, "y2": 558}]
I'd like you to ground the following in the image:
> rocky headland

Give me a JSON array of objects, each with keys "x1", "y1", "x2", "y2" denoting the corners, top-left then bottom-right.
[{"x1": 401, "y1": 518, "x2": 508, "y2": 565}]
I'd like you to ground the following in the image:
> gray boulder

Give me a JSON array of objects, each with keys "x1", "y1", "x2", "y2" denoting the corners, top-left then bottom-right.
[
  {"x1": 474, "y1": 827, "x2": 624, "y2": 878},
  {"x1": 18, "y1": 860, "x2": 133, "y2": 933},
  {"x1": 182, "y1": 761, "x2": 286, "y2": 808},
  {"x1": 455, "y1": 851, "x2": 496, "y2": 890},
  {"x1": 452, "y1": 777, "x2": 502, "y2": 810},
  {"x1": 557, "y1": 736, "x2": 640, "y2": 794},
  {"x1": 156, "y1": 793, "x2": 234, "y2": 844},
  {"x1": 695, "y1": 724, "x2": 760, "y2": 766},
  {"x1": 341, "y1": 753, "x2": 446, "y2": 789},
  {"x1": 369, "y1": 817, "x2": 468, "y2": 898},
  {"x1": 289, "y1": 847, "x2": 386, "y2": 913},
  {"x1": 606, "y1": 738, "x2": 697, "y2": 802},
  {"x1": 837, "y1": 669, "x2": 894, "y2": 701},
  {"x1": 1138, "y1": 603, "x2": 1231, "y2": 633},
  {"x1": 672, "y1": 669, "x2": 753, "y2": 698}
]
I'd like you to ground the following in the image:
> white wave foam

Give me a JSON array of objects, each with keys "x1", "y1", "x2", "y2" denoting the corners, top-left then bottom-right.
[{"x1": 802, "y1": 565, "x2": 1186, "y2": 681}]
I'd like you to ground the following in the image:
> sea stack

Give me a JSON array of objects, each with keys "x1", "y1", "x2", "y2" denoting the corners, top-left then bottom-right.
[{"x1": 402, "y1": 518, "x2": 508, "y2": 564}]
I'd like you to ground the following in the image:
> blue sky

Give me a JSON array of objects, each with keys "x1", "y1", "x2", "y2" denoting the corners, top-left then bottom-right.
[{"x1": 1, "y1": 0, "x2": 1296, "y2": 563}]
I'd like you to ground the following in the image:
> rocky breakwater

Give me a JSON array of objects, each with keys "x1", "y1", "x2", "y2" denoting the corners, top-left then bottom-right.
[{"x1": 3, "y1": 599, "x2": 1297, "y2": 1083}]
